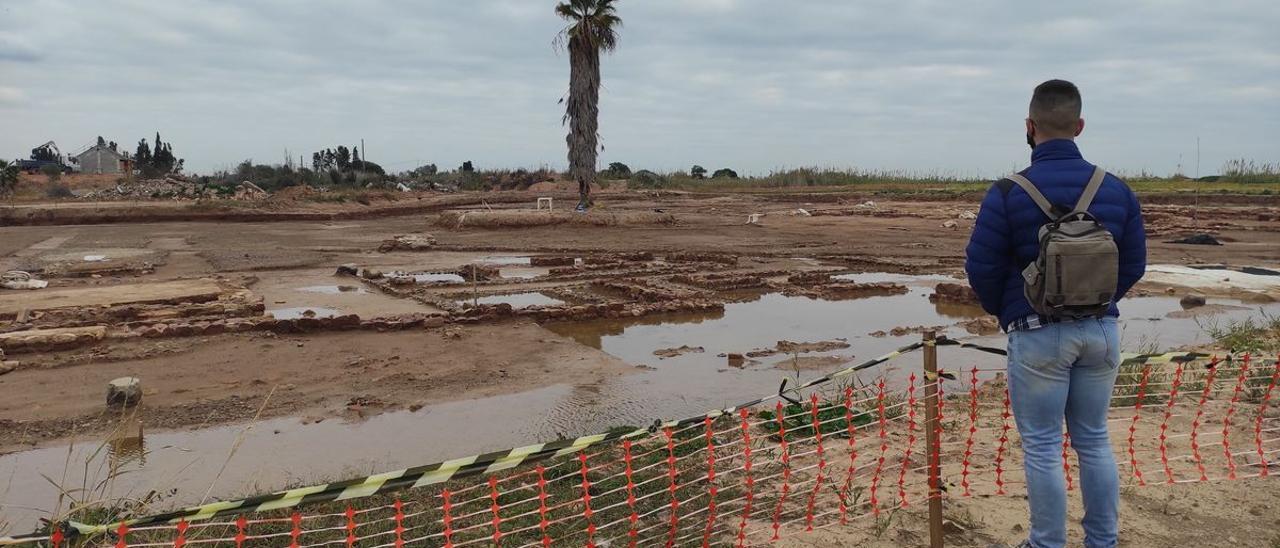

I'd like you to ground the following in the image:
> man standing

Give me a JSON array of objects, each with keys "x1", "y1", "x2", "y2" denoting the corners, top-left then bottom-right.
[{"x1": 965, "y1": 79, "x2": 1146, "y2": 548}]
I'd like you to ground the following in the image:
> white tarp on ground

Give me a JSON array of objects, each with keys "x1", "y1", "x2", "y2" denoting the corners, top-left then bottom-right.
[{"x1": 1145, "y1": 264, "x2": 1280, "y2": 292}]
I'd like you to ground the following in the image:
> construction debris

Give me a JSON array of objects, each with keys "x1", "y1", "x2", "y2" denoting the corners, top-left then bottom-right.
[
  {"x1": 234, "y1": 181, "x2": 268, "y2": 200},
  {"x1": 107, "y1": 377, "x2": 142, "y2": 407},
  {"x1": 1, "y1": 271, "x2": 48, "y2": 290},
  {"x1": 377, "y1": 234, "x2": 437, "y2": 253}
]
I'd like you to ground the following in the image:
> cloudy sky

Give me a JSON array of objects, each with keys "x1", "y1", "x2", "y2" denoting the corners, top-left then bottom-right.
[{"x1": 1, "y1": 0, "x2": 1277, "y2": 177}]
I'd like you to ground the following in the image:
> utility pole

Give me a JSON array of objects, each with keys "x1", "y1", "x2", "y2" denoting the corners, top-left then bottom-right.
[{"x1": 1193, "y1": 136, "x2": 1201, "y2": 228}]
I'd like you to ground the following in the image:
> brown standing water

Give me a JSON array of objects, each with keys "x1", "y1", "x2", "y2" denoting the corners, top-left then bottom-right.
[{"x1": 2, "y1": 273, "x2": 1276, "y2": 531}]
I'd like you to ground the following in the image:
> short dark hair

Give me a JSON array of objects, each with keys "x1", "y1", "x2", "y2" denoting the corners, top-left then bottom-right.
[{"x1": 1029, "y1": 79, "x2": 1082, "y2": 135}]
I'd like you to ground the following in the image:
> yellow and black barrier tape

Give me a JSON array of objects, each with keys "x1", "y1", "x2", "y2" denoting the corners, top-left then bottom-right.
[
  {"x1": 935, "y1": 335, "x2": 1275, "y2": 368},
  {"x1": 0, "y1": 340, "x2": 928, "y2": 543},
  {"x1": 1, "y1": 339, "x2": 1235, "y2": 545}
]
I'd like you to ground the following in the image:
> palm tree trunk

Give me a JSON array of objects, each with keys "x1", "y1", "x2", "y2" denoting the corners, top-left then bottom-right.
[{"x1": 567, "y1": 35, "x2": 601, "y2": 207}]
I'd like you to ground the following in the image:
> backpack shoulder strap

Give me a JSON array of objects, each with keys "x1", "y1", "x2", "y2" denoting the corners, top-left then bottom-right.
[
  {"x1": 1072, "y1": 166, "x2": 1107, "y2": 214},
  {"x1": 1005, "y1": 173, "x2": 1055, "y2": 218}
]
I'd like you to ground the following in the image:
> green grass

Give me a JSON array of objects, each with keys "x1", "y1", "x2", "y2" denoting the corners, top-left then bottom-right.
[{"x1": 644, "y1": 165, "x2": 1280, "y2": 196}]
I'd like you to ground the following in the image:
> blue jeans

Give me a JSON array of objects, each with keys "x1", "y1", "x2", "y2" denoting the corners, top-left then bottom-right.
[{"x1": 1008, "y1": 317, "x2": 1121, "y2": 548}]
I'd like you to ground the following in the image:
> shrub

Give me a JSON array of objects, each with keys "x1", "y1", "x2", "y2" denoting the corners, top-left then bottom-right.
[
  {"x1": 712, "y1": 168, "x2": 739, "y2": 179},
  {"x1": 629, "y1": 170, "x2": 668, "y2": 189},
  {"x1": 690, "y1": 165, "x2": 707, "y2": 179},
  {"x1": 40, "y1": 163, "x2": 63, "y2": 183},
  {"x1": 601, "y1": 162, "x2": 631, "y2": 179},
  {"x1": 46, "y1": 184, "x2": 74, "y2": 198}
]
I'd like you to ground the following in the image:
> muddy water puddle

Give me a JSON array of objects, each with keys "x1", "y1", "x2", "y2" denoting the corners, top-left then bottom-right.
[
  {"x1": 297, "y1": 285, "x2": 368, "y2": 295},
  {"x1": 4, "y1": 274, "x2": 1279, "y2": 531},
  {"x1": 471, "y1": 292, "x2": 564, "y2": 308},
  {"x1": 0, "y1": 387, "x2": 584, "y2": 530},
  {"x1": 267, "y1": 306, "x2": 342, "y2": 319},
  {"x1": 499, "y1": 267, "x2": 552, "y2": 280},
  {"x1": 404, "y1": 272, "x2": 466, "y2": 283},
  {"x1": 475, "y1": 255, "x2": 531, "y2": 266}
]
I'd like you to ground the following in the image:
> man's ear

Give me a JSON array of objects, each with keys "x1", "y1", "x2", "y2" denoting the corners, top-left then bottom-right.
[
  {"x1": 1075, "y1": 118, "x2": 1085, "y2": 137},
  {"x1": 1026, "y1": 118, "x2": 1036, "y2": 136}
]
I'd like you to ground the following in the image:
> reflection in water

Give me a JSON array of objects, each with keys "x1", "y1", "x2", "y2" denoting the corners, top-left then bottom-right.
[
  {"x1": 407, "y1": 273, "x2": 466, "y2": 284},
  {"x1": 549, "y1": 308, "x2": 727, "y2": 349},
  {"x1": 933, "y1": 300, "x2": 987, "y2": 319},
  {"x1": 267, "y1": 307, "x2": 342, "y2": 320},
  {"x1": 296, "y1": 285, "x2": 368, "y2": 295},
  {"x1": 472, "y1": 292, "x2": 564, "y2": 308},
  {"x1": 108, "y1": 412, "x2": 146, "y2": 470},
  {"x1": 475, "y1": 256, "x2": 532, "y2": 266}
]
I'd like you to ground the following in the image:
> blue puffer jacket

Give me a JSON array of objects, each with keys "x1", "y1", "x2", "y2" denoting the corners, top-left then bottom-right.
[{"x1": 964, "y1": 139, "x2": 1146, "y2": 331}]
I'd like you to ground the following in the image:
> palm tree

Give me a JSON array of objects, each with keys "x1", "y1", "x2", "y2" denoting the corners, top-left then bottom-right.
[{"x1": 555, "y1": 0, "x2": 621, "y2": 209}]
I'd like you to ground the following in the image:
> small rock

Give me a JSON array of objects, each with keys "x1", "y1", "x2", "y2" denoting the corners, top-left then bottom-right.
[
  {"x1": 1179, "y1": 293, "x2": 1206, "y2": 309},
  {"x1": 107, "y1": 377, "x2": 142, "y2": 407},
  {"x1": 361, "y1": 268, "x2": 384, "y2": 280},
  {"x1": 335, "y1": 264, "x2": 359, "y2": 277},
  {"x1": 941, "y1": 520, "x2": 967, "y2": 534},
  {"x1": 1168, "y1": 233, "x2": 1222, "y2": 246},
  {"x1": 942, "y1": 220, "x2": 959, "y2": 229}
]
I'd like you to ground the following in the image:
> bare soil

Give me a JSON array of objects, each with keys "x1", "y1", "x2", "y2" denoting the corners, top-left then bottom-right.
[
  {"x1": 0, "y1": 187, "x2": 1277, "y2": 540},
  {"x1": 1, "y1": 189, "x2": 1276, "y2": 447},
  {"x1": 0, "y1": 322, "x2": 629, "y2": 453}
]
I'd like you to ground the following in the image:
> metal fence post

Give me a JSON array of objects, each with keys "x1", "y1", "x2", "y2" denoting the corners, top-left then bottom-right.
[{"x1": 923, "y1": 331, "x2": 944, "y2": 547}]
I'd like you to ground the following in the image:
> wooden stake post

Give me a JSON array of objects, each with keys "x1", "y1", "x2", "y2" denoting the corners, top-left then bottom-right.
[{"x1": 923, "y1": 331, "x2": 945, "y2": 547}]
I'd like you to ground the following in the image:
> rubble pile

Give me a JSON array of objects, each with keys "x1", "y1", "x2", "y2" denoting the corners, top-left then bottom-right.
[
  {"x1": 930, "y1": 283, "x2": 981, "y2": 306},
  {"x1": 665, "y1": 252, "x2": 738, "y2": 266},
  {"x1": 377, "y1": 234, "x2": 438, "y2": 253},
  {"x1": 530, "y1": 256, "x2": 577, "y2": 267},
  {"x1": 783, "y1": 281, "x2": 909, "y2": 300},
  {"x1": 787, "y1": 271, "x2": 834, "y2": 285},
  {"x1": 670, "y1": 273, "x2": 766, "y2": 291},
  {"x1": 80, "y1": 176, "x2": 204, "y2": 200},
  {"x1": 5, "y1": 289, "x2": 263, "y2": 330}
]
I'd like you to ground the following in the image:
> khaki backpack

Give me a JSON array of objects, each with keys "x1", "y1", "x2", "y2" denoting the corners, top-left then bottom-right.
[{"x1": 1006, "y1": 166, "x2": 1119, "y2": 319}]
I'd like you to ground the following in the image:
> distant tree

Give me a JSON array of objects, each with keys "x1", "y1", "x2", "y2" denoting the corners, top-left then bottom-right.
[
  {"x1": 556, "y1": 0, "x2": 622, "y2": 208},
  {"x1": 336, "y1": 146, "x2": 351, "y2": 170},
  {"x1": 413, "y1": 164, "x2": 438, "y2": 176},
  {"x1": 690, "y1": 165, "x2": 707, "y2": 179},
  {"x1": 97, "y1": 136, "x2": 106, "y2": 147},
  {"x1": 602, "y1": 161, "x2": 631, "y2": 179},
  {"x1": 712, "y1": 168, "x2": 739, "y2": 179},
  {"x1": 0, "y1": 160, "x2": 18, "y2": 197},
  {"x1": 353, "y1": 146, "x2": 361, "y2": 164},
  {"x1": 109, "y1": 141, "x2": 117, "y2": 151},
  {"x1": 460, "y1": 161, "x2": 475, "y2": 173},
  {"x1": 135, "y1": 139, "x2": 152, "y2": 166}
]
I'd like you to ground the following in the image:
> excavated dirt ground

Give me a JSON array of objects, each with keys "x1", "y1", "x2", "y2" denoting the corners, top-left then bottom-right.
[
  {"x1": 1, "y1": 188, "x2": 1278, "y2": 539},
  {"x1": 1, "y1": 189, "x2": 1277, "y2": 454}
]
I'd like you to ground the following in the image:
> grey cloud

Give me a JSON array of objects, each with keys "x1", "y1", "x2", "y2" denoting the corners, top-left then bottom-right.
[{"x1": 0, "y1": 0, "x2": 1276, "y2": 176}]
